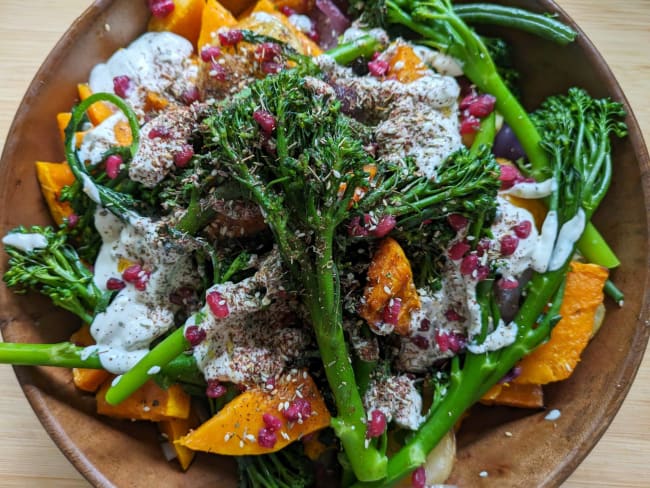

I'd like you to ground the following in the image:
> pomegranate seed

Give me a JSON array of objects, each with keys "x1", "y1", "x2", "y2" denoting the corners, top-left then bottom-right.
[
  {"x1": 460, "y1": 115, "x2": 481, "y2": 135},
  {"x1": 500, "y1": 235, "x2": 519, "y2": 256},
  {"x1": 173, "y1": 144, "x2": 194, "y2": 168},
  {"x1": 106, "y1": 277, "x2": 126, "y2": 291},
  {"x1": 498, "y1": 277, "x2": 520, "y2": 290},
  {"x1": 122, "y1": 264, "x2": 142, "y2": 283},
  {"x1": 206, "y1": 379, "x2": 227, "y2": 398},
  {"x1": 348, "y1": 216, "x2": 369, "y2": 237},
  {"x1": 113, "y1": 75, "x2": 132, "y2": 98},
  {"x1": 435, "y1": 330, "x2": 450, "y2": 352},
  {"x1": 261, "y1": 61, "x2": 283, "y2": 74},
  {"x1": 218, "y1": 29, "x2": 244, "y2": 46},
  {"x1": 458, "y1": 78, "x2": 474, "y2": 98},
  {"x1": 181, "y1": 86, "x2": 200, "y2": 105},
  {"x1": 209, "y1": 61, "x2": 228, "y2": 81},
  {"x1": 366, "y1": 410, "x2": 387, "y2": 438},
  {"x1": 253, "y1": 110, "x2": 277, "y2": 134},
  {"x1": 447, "y1": 332, "x2": 466, "y2": 353},
  {"x1": 279, "y1": 5, "x2": 297, "y2": 16},
  {"x1": 419, "y1": 318, "x2": 431, "y2": 331},
  {"x1": 262, "y1": 413, "x2": 283, "y2": 433},
  {"x1": 445, "y1": 309, "x2": 463, "y2": 322},
  {"x1": 265, "y1": 377, "x2": 276, "y2": 390},
  {"x1": 148, "y1": 126, "x2": 171, "y2": 139},
  {"x1": 307, "y1": 27, "x2": 320, "y2": 43},
  {"x1": 185, "y1": 325, "x2": 206, "y2": 346},
  {"x1": 412, "y1": 466, "x2": 426, "y2": 488},
  {"x1": 410, "y1": 335, "x2": 429, "y2": 350},
  {"x1": 476, "y1": 238, "x2": 492, "y2": 257},
  {"x1": 448, "y1": 241, "x2": 471, "y2": 260},
  {"x1": 134, "y1": 274, "x2": 149, "y2": 291},
  {"x1": 283, "y1": 398, "x2": 312, "y2": 422},
  {"x1": 382, "y1": 298, "x2": 402, "y2": 326},
  {"x1": 498, "y1": 164, "x2": 523, "y2": 189},
  {"x1": 513, "y1": 220, "x2": 532, "y2": 239},
  {"x1": 460, "y1": 94, "x2": 497, "y2": 119},
  {"x1": 257, "y1": 427, "x2": 277, "y2": 448},
  {"x1": 148, "y1": 0, "x2": 175, "y2": 18},
  {"x1": 207, "y1": 290, "x2": 230, "y2": 318},
  {"x1": 368, "y1": 59, "x2": 390, "y2": 77},
  {"x1": 255, "y1": 42, "x2": 283, "y2": 63},
  {"x1": 373, "y1": 215, "x2": 396, "y2": 238},
  {"x1": 460, "y1": 254, "x2": 479, "y2": 275},
  {"x1": 371, "y1": 51, "x2": 382, "y2": 61},
  {"x1": 475, "y1": 265, "x2": 490, "y2": 281},
  {"x1": 200, "y1": 45, "x2": 221, "y2": 62},
  {"x1": 105, "y1": 154, "x2": 123, "y2": 179},
  {"x1": 459, "y1": 94, "x2": 477, "y2": 111},
  {"x1": 66, "y1": 213, "x2": 79, "y2": 228},
  {"x1": 447, "y1": 213, "x2": 468, "y2": 231}
]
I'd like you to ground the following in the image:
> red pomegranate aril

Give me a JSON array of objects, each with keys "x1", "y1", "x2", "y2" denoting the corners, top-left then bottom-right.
[
  {"x1": 419, "y1": 318, "x2": 431, "y2": 331},
  {"x1": 262, "y1": 61, "x2": 283, "y2": 74},
  {"x1": 410, "y1": 335, "x2": 429, "y2": 350},
  {"x1": 209, "y1": 61, "x2": 228, "y2": 81},
  {"x1": 134, "y1": 275, "x2": 149, "y2": 291},
  {"x1": 279, "y1": 5, "x2": 297, "y2": 16},
  {"x1": 200, "y1": 45, "x2": 221, "y2": 62},
  {"x1": 412, "y1": 466, "x2": 426, "y2": 488},
  {"x1": 257, "y1": 427, "x2": 278, "y2": 448},
  {"x1": 206, "y1": 379, "x2": 227, "y2": 398},
  {"x1": 262, "y1": 413, "x2": 283, "y2": 433},
  {"x1": 174, "y1": 144, "x2": 194, "y2": 168},
  {"x1": 148, "y1": 126, "x2": 171, "y2": 139},
  {"x1": 368, "y1": 59, "x2": 390, "y2": 77},
  {"x1": 66, "y1": 213, "x2": 79, "y2": 228},
  {"x1": 475, "y1": 265, "x2": 490, "y2": 281},
  {"x1": 460, "y1": 254, "x2": 479, "y2": 275},
  {"x1": 307, "y1": 27, "x2": 320, "y2": 43},
  {"x1": 253, "y1": 110, "x2": 277, "y2": 134},
  {"x1": 445, "y1": 309, "x2": 463, "y2": 322},
  {"x1": 113, "y1": 75, "x2": 132, "y2": 98},
  {"x1": 105, "y1": 154, "x2": 123, "y2": 179},
  {"x1": 181, "y1": 86, "x2": 200, "y2": 105},
  {"x1": 447, "y1": 213, "x2": 468, "y2": 232},
  {"x1": 447, "y1": 332, "x2": 466, "y2": 353},
  {"x1": 460, "y1": 115, "x2": 481, "y2": 135},
  {"x1": 513, "y1": 220, "x2": 532, "y2": 239},
  {"x1": 106, "y1": 277, "x2": 126, "y2": 291},
  {"x1": 467, "y1": 94, "x2": 496, "y2": 118},
  {"x1": 476, "y1": 237, "x2": 492, "y2": 257},
  {"x1": 207, "y1": 290, "x2": 230, "y2": 318},
  {"x1": 366, "y1": 410, "x2": 387, "y2": 438},
  {"x1": 122, "y1": 264, "x2": 142, "y2": 283},
  {"x1": 148, "y1": 0, "x2": 175, "y2": 18},
  {"x1": 459, "y1": 94, "x2": 477, "y2": 111},
  {"x1": 348, "y1": 215, "x2": 369, "y2": 237},
  {"x1": 435, "y1": 330, "x2": 450, "y2": 352},
  {"x1": 448, "y1": 240, "x2": 471, "y2": 260},
  {"x1": 255, "y1": 42, "x2": 282, "y2": 63},
  {"x1": 283, "y1": 398, "x2": 312, "y2": 422},
  {"x1": 500, "y1": 234, "x2": 519, "y2": 256},
  {"x1": 373, "y1": 215, "x2": 396, "y2": 238},
  {"x1": 218, "y1": 29, "x2": 244, "y2": 46},
  {"x1": 185, "y1": 325, "x2": 206, "y2": 347},
  {"x1": 498, "y1": 164, "x2": 522, "y2": 189},
  {"x1": 382, "y1": 298, "x2": 402, "y2": 326},
  {"x1": 498, "y1": 277, "x2": 520, "y2": 290}
]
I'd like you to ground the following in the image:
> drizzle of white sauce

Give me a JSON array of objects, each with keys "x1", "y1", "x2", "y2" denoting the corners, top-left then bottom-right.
[
  {"x1": 467, "y1": 321, "x2": 518, "y2": 354},
  {"x1": 502, "y1": 178, "x2": 556, "y2": 199},
  {"x1": 76, "y1": 112, "x2": 124, "y2": 166},
  {"x1": 81, "y1": 173, "x2": 101, "y2": 204},
  {"x1": 548, "y1": 208, "x2": 586, "y2": 271},
  {"x1": 532, "y1": 210, "x2": 559, "y2": 273},
  {"x1": 545, "y1": 409, "x2": 562, "y2": 421},
  {"x1": 2, "y1": 233, "x2": 48, "y2": 253}
]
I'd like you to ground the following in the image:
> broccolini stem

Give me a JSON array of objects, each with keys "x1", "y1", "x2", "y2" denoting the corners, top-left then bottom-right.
[
  {"x1": 327, "y1": 35, "x2": 383, "y2": 64},
  {"x1": 604, "y1": 279, "x2": 624, "y2": 307},
  {"x1": 105, "y1": 327, "x2": 190, "y2": 405},
  {"x1": 308, "y1": 232, "x2": 388, "y2": 481}
]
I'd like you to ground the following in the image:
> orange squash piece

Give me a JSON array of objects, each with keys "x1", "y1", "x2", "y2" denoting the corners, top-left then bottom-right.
[
  {"x1": 97, "y1": 379, "x2": 191, "y2": 422},
  {"x1": 197, "y1": 0, "x2": 238, "y2": 52},
  {"x1": 359, "y1": 237, "x2": 421, "y2": 335},
  {"x1": 387, "y1": 44, "x2": 428, "y2": 83},
  {"x1": 69, "y1": 324, "x2": 111, "y2": 393},
  {"x1": 239, "y1": 0, "x2": 322, "y2": 56},
  {"x1": 159, "y1": 410, "x2": 201, "y2": 471},
  {"x1": 56, "y1": 112, "x2": 86, "y2": 147},
  {"x1": 35, "y1": 161, "x2": 75, "y2": 225},
  {"x1": 177, "y1": 370, "x2": 330, "y2": 455},
  {"x1": 480, "y1": 383, "x2": 544, "y2": 409},
  {"x1": 148, "y1": 0, "x2": 206, "y2": 47},
  {"x1": 77, "y1": 84, "x2": 114, "y2": 126},
  {"x1": 113, "y1": 119, "x2": 133, "y2": 147},
  {"x1": 515, "y1": 262, "x2": 608, "y2": 385}
]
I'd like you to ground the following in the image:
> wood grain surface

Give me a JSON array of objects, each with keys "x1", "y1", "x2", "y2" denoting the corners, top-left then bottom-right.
[{"x1": 0, "y1": 1, "x2": 648, "y2": 486}]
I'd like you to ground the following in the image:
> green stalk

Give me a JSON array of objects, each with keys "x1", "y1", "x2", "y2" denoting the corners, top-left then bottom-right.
[
  {"x1": 327, "y1": 35, "x2": 383, "y2": 64},
  {"x1": 307, "y1": 231, "x2": 388, "y2": 481},
  {"x1": 105, "y1": 327, "x2": 190, "y2": 405},
  {"x1": 0, "y1": 342, "x2": 103, "y2": 369}
]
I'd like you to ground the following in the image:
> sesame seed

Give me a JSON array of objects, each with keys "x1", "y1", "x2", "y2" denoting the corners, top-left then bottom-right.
[
  {"x1": 143, "y1": 406, "x2": 151, "y2": 412},
  {"x1": 245, "y1": 434, "x2": 256, "y2": 442},
  {"x1": 281, "y1": 431, "x2": 290, "y2": 440},
  {"x1": 239, "y1": 440, "x2": 245, "y2": 448},
  {"x1": 383, "y1": 286, "x2": 392, "y2": 294}
]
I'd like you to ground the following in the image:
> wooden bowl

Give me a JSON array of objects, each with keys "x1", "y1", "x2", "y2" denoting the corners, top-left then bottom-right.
[{"x1": 0, "y1": 1, "x2": 648, "y2": 486}]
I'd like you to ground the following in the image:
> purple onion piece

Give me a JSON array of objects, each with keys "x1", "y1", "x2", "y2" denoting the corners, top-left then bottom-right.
[
  {"x1": 494, "y1": 268, "x2": 533, "y2": 322},
  {"x1": 493, "y1": 123, "x2": 527, "y2": 162},
  {"x1": 309, "y1": 0, "x2": 351, "y2": 49}
]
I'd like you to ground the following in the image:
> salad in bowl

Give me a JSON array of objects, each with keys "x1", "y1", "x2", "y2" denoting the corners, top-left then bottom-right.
[{"x1": 0, "y1": 0, "x2": 646, "y2": 487}]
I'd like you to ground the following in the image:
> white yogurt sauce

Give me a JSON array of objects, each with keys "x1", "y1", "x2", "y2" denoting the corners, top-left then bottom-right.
[
  {"x1": 76, "y1": 112, "x2": 125, "y2": 166},
  {"x1": 2, "y1": 233, "x2": 48, "y2": 253},
  {"x1": 549, "y1": 208, "x2": 586, "y2": 271},
  {"x1": 81, "y1": 173, "x2": 102, "y2": 204},
  {"x1": 502, "y1": 178, "x2": 556, "y2": 199},
  {"x1": 466, "y1": 320, "x2": 518, "y2": 354}
]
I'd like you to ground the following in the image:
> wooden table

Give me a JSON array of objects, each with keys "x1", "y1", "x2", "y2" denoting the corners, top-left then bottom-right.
[{"x1": 0, "y1": 1, "x2": 648, "y2": 486}]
